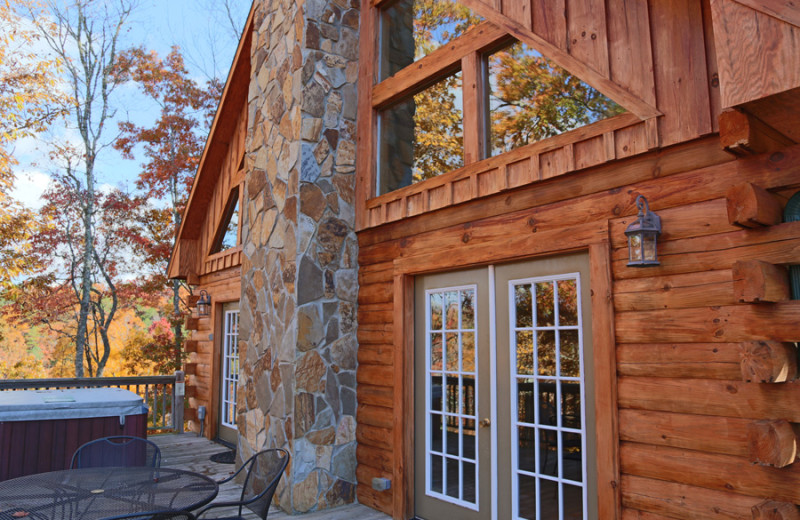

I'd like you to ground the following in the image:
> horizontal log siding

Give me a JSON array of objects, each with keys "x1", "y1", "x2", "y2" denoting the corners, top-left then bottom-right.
[
  {"x1": 185, "y1": 267, "x2": 241, "y2": 439},
  {"x1": 355, "y1": 137, "x2": 800, "y2": 517}
]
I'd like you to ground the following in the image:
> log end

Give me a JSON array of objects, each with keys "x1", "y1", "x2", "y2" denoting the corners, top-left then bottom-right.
[
  {"x1": 747, "y1": 420, "x2": 798, "y2": 467},
  {"x1": 739, "y1": 341, "x2": 798, "y2": 383},
  {"x1": 752, "y1": 500, "x2": 800, "y2": 520}
]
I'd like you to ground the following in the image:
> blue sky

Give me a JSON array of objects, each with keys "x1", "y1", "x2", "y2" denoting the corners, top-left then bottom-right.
[{"x1": 11, "y1": 0, "x2": 252, "y2": 209}]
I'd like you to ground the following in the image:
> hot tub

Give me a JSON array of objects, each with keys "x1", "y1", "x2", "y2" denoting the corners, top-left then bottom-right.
[{"x1": 0, "y1": 388, "x2": 147, "y2": 480}]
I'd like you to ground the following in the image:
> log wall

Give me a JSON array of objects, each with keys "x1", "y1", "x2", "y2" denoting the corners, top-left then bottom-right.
[
  {"x1": 355, "y1": 137, "x2": 800, "y2": 518},
  {"x1": 185, "y1": 267, "x2": 241, "y2": 438}
]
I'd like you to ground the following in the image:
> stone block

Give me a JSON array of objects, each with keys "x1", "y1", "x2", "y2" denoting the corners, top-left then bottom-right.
[
  {"x1": 297, "y1": 351, "x2": 326, "y2": 392},
  {"x1": 330, "y1": 334, "x2": 356, "y2": 370},
  {"x1": 292, "y1": 470, "x2": 319, "y2": 513},
  {"x1": 295, "y1": 392, "x2": 315, "y2": 438},
  {"x1": 335, "y1": 415, "x2": 356, "y2": 445},
  {"x1": 326, "y1": 478, "x2": 355, "y2": 509},
  {"x1": 331, "y1": 443, "x2": 356, "y2": 482},
  {"x1": 316, "y1": 445, "x2": 333, "y2": 470},
  {"x1": 297, "y1": 257, "x2": 323, "y2": 305},
  {"x1": 307, "y1": 427, "x2": 335, "y2": 445},
  {"x1": 301, "y1": 143, "x2": 321, "y2": 182}
]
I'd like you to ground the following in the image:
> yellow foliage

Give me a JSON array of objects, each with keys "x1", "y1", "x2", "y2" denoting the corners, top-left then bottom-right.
[
  {"x1": 0, "y1": 311, "x2": 47, "y2": 378},
  {"x1": 0, "y1": 0, "x2": 67, "y2": 181},
  {"x1": 102, "y1": 308, "x2": 156, "y2": 376}
]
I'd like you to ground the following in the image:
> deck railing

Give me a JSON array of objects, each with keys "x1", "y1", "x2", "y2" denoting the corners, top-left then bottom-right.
[{"x1": 0, "y1": 371, "x2": 185, "y2": 433}]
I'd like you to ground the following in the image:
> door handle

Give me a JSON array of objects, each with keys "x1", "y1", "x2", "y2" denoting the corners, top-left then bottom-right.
[{"x1": 479, "y1": 418, "x2": 491, "y2": 428}]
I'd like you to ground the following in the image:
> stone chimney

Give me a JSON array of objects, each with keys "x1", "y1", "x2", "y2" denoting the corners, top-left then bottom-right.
[{"x1": 238, "y1": 0, "x2": 360, "y2": 513}]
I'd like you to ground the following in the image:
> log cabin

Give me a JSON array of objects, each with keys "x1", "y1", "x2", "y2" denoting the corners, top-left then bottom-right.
[{"x1": 168, "y1": 0, "x2": 800, "y2": 518}]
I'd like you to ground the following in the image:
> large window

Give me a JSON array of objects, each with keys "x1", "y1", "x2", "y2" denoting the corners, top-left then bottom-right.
[
  {"x1": 378, "y1": 72, "x2": 464, "y2": 195},
  {"x1": 375, "y1": 3, "x2": 627, "y2": 198},
  {"x1": 486, "y1": 42, "x2": 625, "y2": 157},
  {"x1": 380, "y1": 0, "x2": 481, "y2": 81}
]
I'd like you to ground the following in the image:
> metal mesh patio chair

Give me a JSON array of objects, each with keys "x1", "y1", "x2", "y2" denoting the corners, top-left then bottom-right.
[
  {"x1": 196, "y1": 448, "x2": 289, "y2": 520},
  {"x1": 70, "y1": 435, "x2": 162, "y2": 469},
  {"x1": 150, "y1": 511, "x2": 196, "y2": 520},
  {"x1": 148, "y1": 512, "x2": 197, "y2": 520},
  {"x1": 105, "y1": 512, "x2": 197, "y2": 520}
]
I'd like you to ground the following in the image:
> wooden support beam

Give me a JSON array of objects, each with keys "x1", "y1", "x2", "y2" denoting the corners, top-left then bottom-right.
[
  {"x1": 720, "y1": 109, "x2": 794, "y2": 156},
  {"x1": 187, "y1": 294, "x2": 201, "y2": 307},
  {"x1": 462, "y1": 51, "x2": 486, "y2": 166},
  {"x1": 753, "y1": 500, "x2": 800, "y2": 520},
  {"x1": 184, "y1": 363, "x2": 198, "y2": 376},
  {"x1": 726, "y1": 182, "x2": 783, "y2": 228},
  {"x1": 186, "y1": 272, "x2": 200, "y2": 286},
  {"x1": 184, "y1": 340, "x2": 199, "y2": 353},
  {"x1": 739, "y1": 341, "x2": 798, "y2": 383},
  {"x1": 185, "y1": 317, "x2": 200, "y2": 331},
  {"x1": 733, "y1": 260, "x2": 790, "y2": 303},
  {"x1": 371, "y1": 22, "x2": 509, "y2": 109},
  {"x1": 748, "y1": 420, "x2": 799, "y2": 468}
]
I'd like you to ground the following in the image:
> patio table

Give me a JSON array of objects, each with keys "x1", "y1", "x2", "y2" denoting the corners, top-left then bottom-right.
[{"x1": 0, "y1": 466, "x2": 218, "y2": 520}]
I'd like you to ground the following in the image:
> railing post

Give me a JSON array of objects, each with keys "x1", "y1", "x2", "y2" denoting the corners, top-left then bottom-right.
[{"x1": 174, "y1": 371, "x2": 185, "y2": 434}]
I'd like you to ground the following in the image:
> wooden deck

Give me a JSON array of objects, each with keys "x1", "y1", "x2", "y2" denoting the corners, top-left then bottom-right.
[{"x1": 151, "y1": 434, "x2": 389, "y2": 519}]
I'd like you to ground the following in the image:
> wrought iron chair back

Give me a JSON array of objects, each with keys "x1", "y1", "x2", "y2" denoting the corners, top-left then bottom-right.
[
  {"x1": 148, "y1": 512, "x2": 197, "y2": 520},
  {"x1": 197, "y1": 448, "x2": 289, "y2": 520},
  {"x1": 70, "y1": 435, "x2": 162, "y2": 469}
]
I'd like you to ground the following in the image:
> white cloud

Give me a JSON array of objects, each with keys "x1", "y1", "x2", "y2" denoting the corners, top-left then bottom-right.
[{"x1": 11, "y1": 170, "x2": 52, "y2": 210}]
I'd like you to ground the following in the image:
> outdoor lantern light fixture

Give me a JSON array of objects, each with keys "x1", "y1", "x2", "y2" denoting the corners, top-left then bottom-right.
[
  {"x1": 197, "y1": 290, "x2": 211, "y2": 317},
  {"x1": 625, "y1": 195, "x2": 662, "y2": 267}
]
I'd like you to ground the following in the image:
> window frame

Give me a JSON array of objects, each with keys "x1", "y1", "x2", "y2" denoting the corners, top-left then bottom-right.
[
  {"x1": 356, "y1": 2, "x2": 656, "y2": 231},
  {"x1": 208, "y1": 184, "x2": 242, "y2": 256}
]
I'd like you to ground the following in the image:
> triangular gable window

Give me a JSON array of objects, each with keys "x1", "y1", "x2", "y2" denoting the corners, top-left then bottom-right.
[
  {"x1": 211, "y1": 186, "x2": 240, "y2": 254},
  {"x1": 376, "y1": 3, "x2": 630, "y2": 195},
  {"x1": 486, "y1": 40, "x2": 625, "y2": 156}
]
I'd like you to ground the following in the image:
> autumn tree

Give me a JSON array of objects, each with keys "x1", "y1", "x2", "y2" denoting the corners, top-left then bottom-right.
[
  {"x1": 11, "y1": 170, "x2": 154, "y2": 377},
  {"x1": 21, "y1": 0, "x2": 135, "y2": 377},
  {"x1": 0, "y1": 312, "x2": 47, "y2": 378},
  {"x1": 0, "y1": 0, "x2": 66, "y2": 289},
  {"x1": 114, "y1": 46, "x2": 218, "y2": 370},
  {"x1": 0, "y1": 0, "x2": 65, "y2": 180}
]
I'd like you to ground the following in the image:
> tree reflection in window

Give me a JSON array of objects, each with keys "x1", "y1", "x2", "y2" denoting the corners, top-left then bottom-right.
[
  {"x1": 487, "y1": 41, "x2": 626, "y2": 156},
  {"x1": 380, "y1": 0, "x2": 481, "y2": 81},
  {"x1": 514, "y1": 280, "x2": 580, "y2": 377},
  {"x1": 211, "y1": 186, "x2": 240, "y2": 254},
  {"x1": 378, "y1": 72, "x2": 464, "y2": 194}
]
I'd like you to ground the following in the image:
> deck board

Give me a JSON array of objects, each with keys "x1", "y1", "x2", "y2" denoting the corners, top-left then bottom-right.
[{"x1": 151, "y1": 434, "x2": 390, "y2": 519}]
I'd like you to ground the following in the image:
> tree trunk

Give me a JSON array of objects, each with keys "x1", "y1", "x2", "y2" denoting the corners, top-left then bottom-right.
[{"x1": 75, "y1": 169, "x2": 94, "y2": 378}]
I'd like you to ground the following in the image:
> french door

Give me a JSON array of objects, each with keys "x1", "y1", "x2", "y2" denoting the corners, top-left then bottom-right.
[
  {"x1": 218, "y1": 301, "x2": 239, "y2": 445},
  {"x1": 414, "y1": 253, "x2": 596, "y2": 520}
]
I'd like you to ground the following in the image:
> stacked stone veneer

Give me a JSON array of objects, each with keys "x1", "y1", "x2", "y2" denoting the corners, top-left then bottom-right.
[{"x1": 238, "y1": 0, "x2": 360, "y2": 513}]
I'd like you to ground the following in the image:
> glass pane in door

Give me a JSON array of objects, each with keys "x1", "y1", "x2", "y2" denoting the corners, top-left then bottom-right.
[
  {"x1": 426, "y1": 286, "x2": 479, "y2": 510},
  {"x1": 221, "y1": 309, "x2": 239, "y2": 429},
  {"x1": 511, "y1": 276, "x2": 586, "y2": 520}
]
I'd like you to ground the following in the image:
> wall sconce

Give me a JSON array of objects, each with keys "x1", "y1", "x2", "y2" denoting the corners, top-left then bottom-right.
[
  {"x1": 197, "y1": 290, "x2": 211, "y2": 317},
  {"x1": 626, "y1": 195, "x2": 662, "y2": 267}
]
